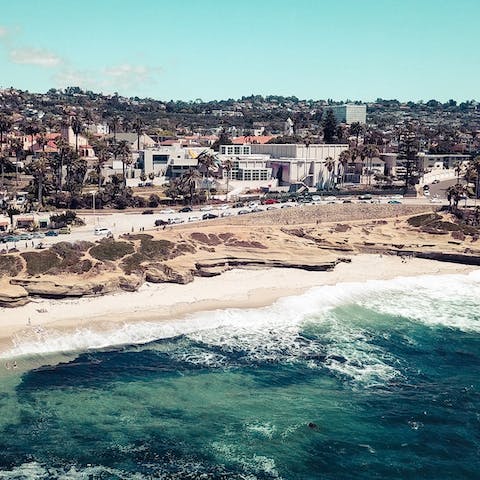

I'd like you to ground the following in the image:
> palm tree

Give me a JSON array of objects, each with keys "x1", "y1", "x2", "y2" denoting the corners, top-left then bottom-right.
[
  {"x1": 361, "y1": 144, "x2": 380, "y2": 186},
  {"x1": 0, "y1": 154, "x2": 8, "y2": 189},
  {"x1": 71, "y1": 116, "x2": 83, "y2": 153},
  {"x1": 222, "y1": 158, "x2": 233, "y2": 200},
  {"x1": 349, "y1": 122, "x2": 364, "y2": 147},
  {"x1": 197, "y1": 150, "x2": 218, "y2": 200},
  {"x1": 109, "y1": 115, "x2": 122, "y2": 143},
  {"x1": 324, "y1": 157, "x2": 335, "y2": 190},
  {"x1": 93, "y1": 140, "x2": 110, "y2": 190},
  {"x1": 338, "y1": 150, "x2": 351, "y2": 185},
  {"x1": 113, "y1": 140, "x2": 132, "y2": 188},
  {"x1": 10, "y1": 138, "x2": 24, "y2": 188},
  {"x1": 23, "y1": 120, "x2": 40, "y2": 152},
  {"x1": 132, "y1": 117, "x2": 144, "y2": 151},
  {"x1": 0, "y1": 115, "x2": 12, "y2": 154},
  {"x1": 468, "y1": 156, "x2": 480, "y2": 200},
  {"x1": 32, "y1": 154, "x2": 50, "y2": 206},
  {"x1": 180, "y1": 168, "x2": 202, "y2": 205},
  {"x1": 54, "y1": 137, "x2": 72, "y2": 191},
  {"x1": 36, "y1": 132, "x2": 48, "y2": 152}
]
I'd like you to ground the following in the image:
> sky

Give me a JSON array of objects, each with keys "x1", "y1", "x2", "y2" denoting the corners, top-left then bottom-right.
[{"x1": 0, "y1": 0, "x2": 478, "y2": 102}]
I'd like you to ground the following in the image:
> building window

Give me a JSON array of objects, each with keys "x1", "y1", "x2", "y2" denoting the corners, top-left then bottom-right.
[
  {"x1": 234, "y1": 146, "x2": 241, "y2": 155},
  {"x1": 220, "y1": 146, "x2": 226, "y2": 154},
  {"x1": 227, "y1": 146, "x2": 234, "y2": 155},
  {"x1": 152, "y1": 154, "x2": 169, "y2": 164},
  {"x1": 243, "y1": 146, "x2": 251, "y2": 154}
]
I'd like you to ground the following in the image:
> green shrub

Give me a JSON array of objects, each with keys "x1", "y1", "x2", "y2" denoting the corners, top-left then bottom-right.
[
  {"x1": 21, "y1": 251, "x2": 61, "y2": 276},
  {"x1": 0, "y1": 255, "x2": 23, "y2": 277},
  {"x1": 139, "y1": 238, "x2": 174, "y2": 260},
  {"x1": 89, "y1": 240, "x2": 135, "y2": 261},
  {"x1": 407, "y1": 213, "x2": 441, "y2": 227},
  {"x1": 120, "y1": 253, "x2": 147, "y2": 275}
]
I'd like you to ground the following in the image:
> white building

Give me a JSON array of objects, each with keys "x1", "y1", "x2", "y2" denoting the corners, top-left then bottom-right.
[{"x1": 327, "y1": 104, "x2": 366, "y2": 124}]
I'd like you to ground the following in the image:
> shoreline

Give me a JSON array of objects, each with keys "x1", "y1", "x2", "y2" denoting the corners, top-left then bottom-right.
[{"x1": 0, "y1": 254, "x2": 476, "y2": 360}]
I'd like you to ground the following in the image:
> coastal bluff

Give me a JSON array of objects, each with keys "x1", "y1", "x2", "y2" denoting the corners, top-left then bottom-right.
[{"x1": 1, "y1": 204, "x2": 479, "y2": 308}]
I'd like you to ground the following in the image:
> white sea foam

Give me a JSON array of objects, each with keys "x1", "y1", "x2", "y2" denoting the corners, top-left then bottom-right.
[{"x1": 3, "y1": 270, "x2": 480, "y2": 388}]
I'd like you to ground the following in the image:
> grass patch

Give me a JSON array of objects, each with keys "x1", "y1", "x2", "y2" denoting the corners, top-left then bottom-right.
[
  {"x1": 139, "y1": 238, "x2": 174, "y2": 260},
  {"x1": 21, "y1": 251, "x2": 61, "y2": 276},
  {"x1": 407, "y1": 213, "x2": 441, "y2": 227},
  {"x1": 120, "y1": 253, "x2": 147, "y2": 275},
  {"x1": 89, "y1": 240, "x2": 135, "y2": 261},
  {"x1": 0, "y1": 255, "x2": 23, "y2": 277}
]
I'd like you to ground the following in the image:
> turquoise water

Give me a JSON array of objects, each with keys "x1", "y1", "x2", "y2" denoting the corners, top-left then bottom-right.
[{"x1": 0, "y1": 271, "x2": 480, "y2": 479}]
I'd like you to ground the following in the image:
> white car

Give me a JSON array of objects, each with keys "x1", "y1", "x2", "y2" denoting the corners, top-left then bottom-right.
[
  {"x1": 188, "y1": 216, "x2": 201, "y2": 222},
  {"x1": 200, "y1": 206, "x2": 213, "y2": 211},
  {"x1": 159, "y1": 209, "x2": 175, "y2": 214},
  {"x1": 217, "y1": 204, "x2": 230, "y2": 210},
  {"x1": 94, "y1": 227, "x2": 111, "y2": 236},
  {"x1": 221, "y1": 211, "x2": 233, "y2": 217},
  {"x1": 168, "y1": 217, "x2": 184, "y2": 224}
]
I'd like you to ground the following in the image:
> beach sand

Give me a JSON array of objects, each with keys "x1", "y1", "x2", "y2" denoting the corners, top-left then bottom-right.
[{"x1": 0, "y1": 254, "x2": 476, "y2": 359}]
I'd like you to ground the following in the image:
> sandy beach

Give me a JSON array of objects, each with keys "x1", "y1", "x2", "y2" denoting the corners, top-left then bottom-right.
[{"x1": 0, "y1": 254, "x2": 475, "y2": 359}]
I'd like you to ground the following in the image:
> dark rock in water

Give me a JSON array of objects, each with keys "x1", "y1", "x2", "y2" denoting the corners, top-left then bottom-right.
[{"x1": 308, "y1": 422, "x2": 318, "y2": 429}]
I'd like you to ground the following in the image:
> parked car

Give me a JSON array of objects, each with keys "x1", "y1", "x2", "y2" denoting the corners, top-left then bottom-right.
[
  {"x1": 45, "y1": 230, "x2": 59, "y2": 237},
  {"x1": 281, "y1": 204, "x2": 292, "y2": 208},
  {"x1": 32, "y1": 232, "x2": 45, "y2": 239},
  {"x1": 18, "y1": 233, "x2": 32, "y2": 240},
  {"x1": 251, "y1": 207, "x2": 264, "y2": 213},
  {"x1": 200, "y1": 205, "x2": 213, "y2": 211},
  {"x1": 142, "y1": 209, "x2": 154, "y2": 215},
  {"x1": 238, "y1": 209, "x2": 250, "y2": 215},
  {"x1": 233, "y1": 202, "x2": 245, "y2": 208},
  {"x1": 263, "y1": 198, "x2": 279, "y2": 205},
  {"x1": 1, "y1": 235, "x2": 18, "y2": 243},
  {"x1": 154, "y1": 219, "x2": 169, "y2": 226},
  {"x1": 202, "y1": 213, "x2": 218, "y2": 220},
  {"x1": 388, "y1": 200, "x2": 402, "y2": 204},
  {"x1": 343, "y1": 199, "x2": 353, "y2": 203},
  {"x1": 221, "y1": 211, "x2": 233, "y2": 217},
  {"x1": 179, "y1": 207, "x2": 192, "y2": 213},
  {"x1": 168, "y1": 217, "x2": 184, "y2": 224},
  {"x1": 58, "y1": 227, "x2": 71, "y2": 234},
  {"x1": 159, "y1": 209, "x2": 175, "y2": 214},
  {"x1": 188, "y1": 216, "x2": 201, "y2": 222},
  {"x1": 358, "y1": 194, "x2": 372, "y2": 200}
]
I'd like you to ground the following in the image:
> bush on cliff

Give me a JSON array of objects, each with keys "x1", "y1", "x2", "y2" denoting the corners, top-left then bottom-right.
[
  {"x1": 21, "y1": 251, "x2": 61, "y2": 276},
  {"x1": 89, "y1": 240, "x2": 135, "y2": 261},
  {"x1": 0, "y1": 255, "x2": 23, "y2": 277}
]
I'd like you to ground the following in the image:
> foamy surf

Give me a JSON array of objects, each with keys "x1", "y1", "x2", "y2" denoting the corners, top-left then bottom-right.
[{"x1": 2, "y1": 270, "x2": 480, "y2": 372}]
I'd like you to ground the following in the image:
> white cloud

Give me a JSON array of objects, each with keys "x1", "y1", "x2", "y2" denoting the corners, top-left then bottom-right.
[
  {"x1": 9, "y1": 47, "x2": 62, "y2": 67},
  {"x1": 54, "y1": 64, "x2": 161, "y2": 93}
]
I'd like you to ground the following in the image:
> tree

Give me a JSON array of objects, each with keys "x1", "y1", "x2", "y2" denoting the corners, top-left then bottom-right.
[
  {"x1": 36, "y1": 132, "x2": 48, "y2": 152},
  {"x1": 0, "y1": 114, "x2": 12, "y2": 154},
  {"x1": 338, "y1": 150, "x2": 351, "y2": 185},
  {"x1": 0, "y1": 154, "x2": 9, "y2": 188},
  {"x1": 71, "y1": 116, "x2": 83, "y2": 153},
  {"x1": 324, "y1": 157, "x2": 336, "y2": 189},
  {"x1": 180, "y1": 168, "x2": 202, "y2": 205},
  {"x1": 222, "y1": 158, "x2": 233, "y2": 200},
  {"x1": 197, "y1": 150, "x2": 219, "y2": 199},
  {"x1": 31, "y1": 154, "x2": 50, "y2": 206},
  {"x1": 22, "y1": 120, "x2": 40, "y2": 152},
  {"x1": 349, "y1": 122, "x2": 364, "y2": 147},
  {"x1": 132, "y1": 117, "x2": 144, "y2": 151},
  {"x1": 447, "y1": 184, "x2": 465, "y2": 211},
  {"x1": 397, "y1": 130, "x2": 418, "y2": 191},
  {"x1": 322, "y1": 109, "x2": 336, "y2": 144},
  {"x1": 113, "y1": 140, "x2": 132, "y2": 188},
  {"x1": 53, "y1": 137, "x2": 73, "y2": 191},
  {"x1": 467, "y1": 156, "x2": 480, "y2": 199},
  {"x1": 211, "y1": 129, "x2": 232, "y2": 151},
  {"x1": 10, "y1": 138, "x2": 24, "y2": 188},
  {"x1": 361, "y1": 144, "x2": 380, "y2": 185},
  {"x1": 92, "y1": 139, "x2": 110, "y2": 190}
]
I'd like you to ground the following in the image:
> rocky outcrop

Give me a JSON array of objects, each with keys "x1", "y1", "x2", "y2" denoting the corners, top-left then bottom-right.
[
  {"x1": 0, "y1": 284, "x2": 30, "y2": 308},
  {"x1": 9, "y1": 277, "x2": 140, "y2": 298},
  {"x1": 144, "y1": 264, "x2": 194, "y2": 284},
  {"x1": 194, "y1": 257, "x2": 351, "y2": 277}
]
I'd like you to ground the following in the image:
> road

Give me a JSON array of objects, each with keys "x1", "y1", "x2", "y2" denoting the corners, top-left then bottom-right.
[{"x1": 4, "y1": 189, "x2": 477, "y2": 253}]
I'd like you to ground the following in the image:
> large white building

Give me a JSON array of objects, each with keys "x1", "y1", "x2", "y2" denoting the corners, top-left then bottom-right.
[{"x1": 327, "y1": 104, "x2": 367, "y2": 124}]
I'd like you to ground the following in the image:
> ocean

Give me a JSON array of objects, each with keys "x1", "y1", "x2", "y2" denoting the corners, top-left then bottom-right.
[{"x1": 0, "y1": 271, "x2": 479, "y2": 479}]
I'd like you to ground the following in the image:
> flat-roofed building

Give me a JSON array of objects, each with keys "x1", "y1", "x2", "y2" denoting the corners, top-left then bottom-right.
[{"x1": 327, "y1": 104, "x2": 367, "y2": 124}]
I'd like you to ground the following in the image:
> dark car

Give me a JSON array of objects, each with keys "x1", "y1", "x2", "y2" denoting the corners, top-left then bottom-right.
[
  {"x1": 142, "y1": 209, "x2": 154, "y2": 214},
  {"x1": 233, "y1": 202, "x2": 245, "y2": 208},
  {"x1": 154, "y1": 219, "x2": 169, "y2": 226},
  {"x1": 202, "y1": 213, "x2": 218, "y2": 220},
  {"x1": 45, "y1": 230, "x2": 59, "y2": 237},
  {"x1": 179, "y1": 207, "x2": 193, "y2": 213}
]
